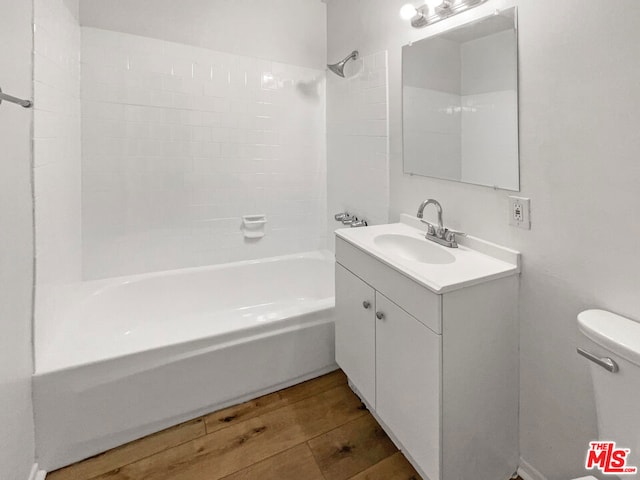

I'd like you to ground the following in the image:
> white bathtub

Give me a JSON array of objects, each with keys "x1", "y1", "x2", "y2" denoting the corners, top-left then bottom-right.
[{"x1": 33, "y1": 251, "x2": 336, "y2": 471}]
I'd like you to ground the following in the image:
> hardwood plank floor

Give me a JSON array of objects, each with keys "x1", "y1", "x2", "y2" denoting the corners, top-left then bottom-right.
[
  {"x1": 47, "y1": 418, "x2": 207, "y2": 480},
  {"x1": 218, "y1": 444, "x2": 324, "y2": 480},
  {"x1": 349, "y1": 452, "x2": 420, "y2": 480},
  {"x1": 203, "y1": 370, "x2": 348, "y2": 435},
  {"x1": 308, "y1": 415, "x2": 398, "y2": 480},
  {"x1": 48, "y1": 370, "x2": 522, "y2": 480}
]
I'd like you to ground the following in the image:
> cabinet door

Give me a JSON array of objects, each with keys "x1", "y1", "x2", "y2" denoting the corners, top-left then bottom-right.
[
  {"x1": 335, "y1": 263, "x2": 376, "y2": 406},
  {"x1": 376, "y1": 292, "x2": 441, "y2": 480}
]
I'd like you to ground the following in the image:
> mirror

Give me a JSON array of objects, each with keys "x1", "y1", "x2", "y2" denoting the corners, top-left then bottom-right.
[{"x1": 402, "y1": 8, "x2": 519, "y2": 190}]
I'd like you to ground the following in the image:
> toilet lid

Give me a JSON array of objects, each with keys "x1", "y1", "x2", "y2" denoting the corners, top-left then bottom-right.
[{"x1": 578, "y1": 309, "x2": 640, "y2": 367}]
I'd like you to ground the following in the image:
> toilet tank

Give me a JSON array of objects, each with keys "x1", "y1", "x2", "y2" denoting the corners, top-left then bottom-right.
[{"x1": 578, "y1": 309, "x2": 640, "y2": 478}]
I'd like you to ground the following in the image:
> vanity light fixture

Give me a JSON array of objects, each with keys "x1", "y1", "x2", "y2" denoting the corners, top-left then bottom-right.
[{"x1": 400, "y1": 0, "x2": 488, "y2": 28}]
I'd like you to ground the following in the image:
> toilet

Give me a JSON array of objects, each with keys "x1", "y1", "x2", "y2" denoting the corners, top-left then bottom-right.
[{"x1": 575, "y1": 309, "x2": 640, "y2": 480}]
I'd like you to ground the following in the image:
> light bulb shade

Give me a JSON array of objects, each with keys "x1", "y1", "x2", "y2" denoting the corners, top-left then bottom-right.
[
  {"x1": 399, "y1": 4, "x2": 419, "y2": 20},
  {"x1": 407, "y1": 0, "x2": 488, "y2": 28},
  {"x1": 424, "y1": 0, "x2": 443, "y2": 8}
]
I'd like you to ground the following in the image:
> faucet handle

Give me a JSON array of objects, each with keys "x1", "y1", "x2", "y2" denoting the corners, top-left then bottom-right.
[
  {"x1": 334, "y1": 212, "x2": 349, "y2": 221},
  {"x1": 444, "y1": 229, "x2": 466, "y2": 243},
  {"x1": 420, "y1": 219, "x2": 437, "y2": 236}
]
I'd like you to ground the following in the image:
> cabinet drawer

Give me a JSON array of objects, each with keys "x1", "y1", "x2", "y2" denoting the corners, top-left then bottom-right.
[{"x1": 336, "y1": 237, "x2": 442, "y2": 334}]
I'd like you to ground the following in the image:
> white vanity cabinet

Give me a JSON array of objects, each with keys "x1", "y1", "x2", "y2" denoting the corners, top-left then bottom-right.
[
  {"x1": 375, "y1": 291, "x2": 441, "y2": 478},
  {"x1": 334, "y1": 231, "x2": 519, "y2": 480},
  {"x1": 335, "y1": 263, "x2": 376, "y2": 405},
  {"x1": 336, "y1": 264, "x2": 442, "y2": 477}
]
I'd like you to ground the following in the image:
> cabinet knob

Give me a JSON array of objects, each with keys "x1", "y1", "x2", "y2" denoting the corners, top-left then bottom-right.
[
  {"x1": 362, "y1": 301, "x2": 371, "y2": 309},
  {"x1": 376, "y1": 312, "x2": 385, "y2": 320}
]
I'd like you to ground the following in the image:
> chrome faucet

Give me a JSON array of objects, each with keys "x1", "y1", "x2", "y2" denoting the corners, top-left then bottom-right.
[
  {"x1": 417, "y1": 199, "x2": 444, "y2": 236},
  {"x1": 350, "y1": 219, "x2": 368, "y2": 228},
  {"x1": 416, "y1": 199, "x2": 464, "y2": 248},
  {"x1": 334, "y1": 212, "x2": 368, "y2": 228}
]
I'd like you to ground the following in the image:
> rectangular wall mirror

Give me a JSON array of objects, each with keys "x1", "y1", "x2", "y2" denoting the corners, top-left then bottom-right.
[{"x1": 402, "y1": 7, "x2": 519, "y2": 191}]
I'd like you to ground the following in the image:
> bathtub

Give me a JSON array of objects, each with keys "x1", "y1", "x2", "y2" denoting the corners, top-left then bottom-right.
[{"x1": 33, "y1": 251, "x2": 336, "y2": 471}]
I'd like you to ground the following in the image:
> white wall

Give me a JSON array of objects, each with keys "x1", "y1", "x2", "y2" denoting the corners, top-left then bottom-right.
[
  {"x1": 403, "y1": 37, "x2": 462, "y2": 182},
  {"x1": 327, "y1": 1, "x2": 640, "y2": 479},
  {"x1": 403, "y1": 37, "x2": 461, "y2": 93},
  {"x1": 403, "y1": 28, "x2": 518, "y2": 188},
  {"x1": 327, "y1": 51, "x2": 389, "y2": 244},
  {"x1": 79, "y1": 0, "x2": 327, "y2": 70},
  {"x1": 62, "y1": 0, "x2": 79, "y2": 19},
  {"x1": 460, "y1": 29, "x2": 516, "y2": 95},
  {"x1": 81, "y1": 28, "x2": 327, "y2": 279},
  {"x1": 460, "y1": 29, "x2": 518, "y2": 188},
  {"x1": 0, "y1": 0, "x2": 36, "y2": 477},
  {"x1": 460, "y1": 89, "x2": 518, "y2": 188},
  {"x1": 403, "y1": 86, "x2": 462, "y2": 180},
  {"x1": 33, "y1": 0, "x2": 82, "y2": 368}
]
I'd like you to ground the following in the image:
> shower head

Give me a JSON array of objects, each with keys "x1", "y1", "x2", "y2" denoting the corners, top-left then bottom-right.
[{"x1": 327, "y1": 50, "x2": 359, "y2": 78}]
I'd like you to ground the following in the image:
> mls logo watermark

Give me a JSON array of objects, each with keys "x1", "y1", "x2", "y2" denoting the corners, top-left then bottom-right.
[{"x1": 586, "y1": 442, "x2": 638, "y2": 475}]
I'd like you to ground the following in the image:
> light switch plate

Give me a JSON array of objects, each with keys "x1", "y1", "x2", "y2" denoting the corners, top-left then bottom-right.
[{"x1": 509, "y1": 196, "x2": 531, "y2": 229}]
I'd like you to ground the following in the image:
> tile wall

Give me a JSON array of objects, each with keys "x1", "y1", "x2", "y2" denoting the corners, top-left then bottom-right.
[
  {"x1": 403, "y1": 86, "x2": 518, "y2": 188},
  {"x1": 33, "y1": 0, "x2": 82, "y2": 362},
  {"x1": 460, "y1": 90, "x2": 518, "y2": 188},
  {"x1": 326, "y1": 51, "x2": 389, "y2": 246},
  {"x1": 402, "y1": 29, "x2": 518, "y2": 189},
  {"x1": 403, "y1": 86, "x2": 462, "y2": 181},
  {"x1": 81, "y1": 28, "x2": 327, "y2": 279},
  {"x1": 460, "y1": 29, "x2": 518, "y2": 189},
  {"x1": 33, "y1": 0, "x2": 82, "y2": 282}
]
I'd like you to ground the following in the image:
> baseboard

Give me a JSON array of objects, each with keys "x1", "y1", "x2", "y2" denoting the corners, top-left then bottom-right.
[
  {"x1": 518, "y1": 457, "x2": 549, "y2": 480},
  {"x1": 27, "y1": 464, "x2": 47, "y2": 480}
]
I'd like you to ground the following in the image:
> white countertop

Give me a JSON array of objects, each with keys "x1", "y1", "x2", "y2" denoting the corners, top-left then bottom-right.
[{"x1": 335, "y1": 215, "x2": 520, "y2": 294}]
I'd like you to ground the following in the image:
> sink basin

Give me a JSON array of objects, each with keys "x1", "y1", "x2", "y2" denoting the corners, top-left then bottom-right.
[
  {"x1": 335, "y1": 215, "x2": 521, "y2": 293},
  {"x1": 373, "y1": 234, "x2": 456, "y2": 265}
]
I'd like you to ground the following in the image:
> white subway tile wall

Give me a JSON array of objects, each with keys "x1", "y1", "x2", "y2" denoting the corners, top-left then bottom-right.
[
  {"x1": 327, "y1": 51, "x2": 389, "y2": 247},
  {"x1": 33, "y1": 0, "x2": 82, "y2": 281},
  {"x1": 403, "y1": 86, "x2": 462, "y2": 181},
  {"x1": 460, "y1": 89, "x2": 518, "y2": 188},
  {"x1": 403, "y1": 86, "x2": 518, "y2": 187},
  {"x1": 404, "y1": 29, "x2": 518, "y2": 189},
  {"x1": 81, "y1": 28, "x2": 327, "y2": 279},
  {"x1": 33, "y1": 0, "x2": 82, "y2": 360}
]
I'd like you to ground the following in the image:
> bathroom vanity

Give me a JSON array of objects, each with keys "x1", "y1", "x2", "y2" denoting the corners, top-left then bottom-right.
[{"x1": 334, "y1": 215, "x2": 520, "y2": 480}]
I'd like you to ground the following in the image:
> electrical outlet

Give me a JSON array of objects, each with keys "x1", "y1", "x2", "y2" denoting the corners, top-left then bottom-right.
[{"x1": 509, "y1": 196, "x2": 531, "y2": 229}]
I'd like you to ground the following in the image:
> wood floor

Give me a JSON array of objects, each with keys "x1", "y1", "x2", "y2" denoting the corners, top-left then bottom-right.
[
  {"x1": 48, "y1": 369, "x2": 524, "y2": 480},
  {"x1": 48, "y1": 370, "x2": 422, "y2": 480}
]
